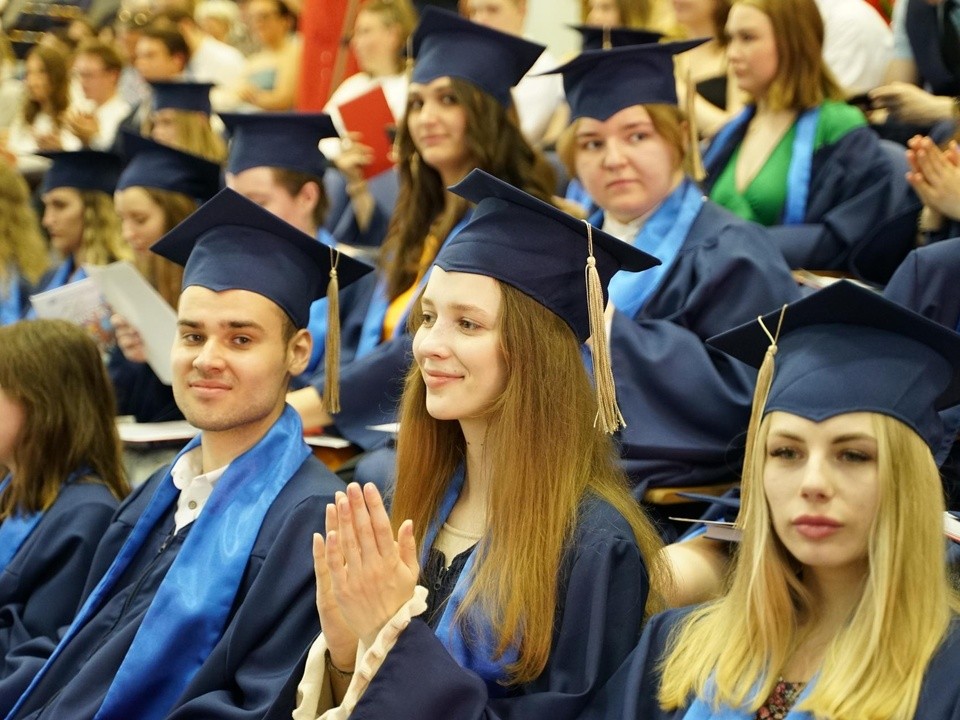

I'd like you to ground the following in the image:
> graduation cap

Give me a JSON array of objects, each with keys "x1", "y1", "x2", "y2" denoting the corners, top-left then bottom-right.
[
  {"x1": 707, "y1": 280, "x2": 960, "y2": 452},
  {"x1": 39, "y1": 150, "x2": 123, "y2": 195},
  {"x1": 444, "y1": 168, "x2": 660, "y2": 433},
  {"x1": 150, "y1": 80, "x2": 214, "y2": 114},
  {"x1": 544, "y1": 39, "x2": 706, "y2": 122},
  {"x1": 570, "y1": 23, "x2": 663, "y2": 51},
  {"x1": 152, "y1": 188, "x2": 374, "y2": 411},
  {"x1": 411, "y1": 7, "x2": 545, "y2": 106},
  {"x1": 117, "y1": 131, "x2": 222, "y2": 201},
  {"x1": 221, "y1": 112, "x2": 338, "y2": 177}
]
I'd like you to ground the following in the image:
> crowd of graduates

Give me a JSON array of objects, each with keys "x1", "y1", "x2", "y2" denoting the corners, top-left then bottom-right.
[{"x1": 2, "y1": 0, "x2": 960, "y2": 718}]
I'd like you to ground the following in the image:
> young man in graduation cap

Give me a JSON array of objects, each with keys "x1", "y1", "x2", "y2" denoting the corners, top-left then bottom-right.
[{"x1": 0, "y1": 188, "x2": 372, "y2": 720}]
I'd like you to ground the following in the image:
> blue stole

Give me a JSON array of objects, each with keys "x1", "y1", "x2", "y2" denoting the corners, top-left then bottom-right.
[
  {"x1": 0, "y1": 468, "x2": 90, "y2": 573},
  {"x1": 6, "y1": 406, "x2": 310, "y2": 720},
  {"x1": 0, "y1": 272, "x2": 22, "y2": 326},
  {"x1": 421, "y1": 465, "x2": 518, "y2": 695},
  {"x1": 682, "y1": 675, "x2": 817, "y2": 720},
  {"x1": 355, "y1": 213, "x2": 473, "y2": 358},
  {"x1": 305, "y1": 229, "x2": 338, "y2": 374},
  {"x1": 596, "y1": 179, "x2": 704, "y2": 320},
  {"x1": 703, "y1": 107, "x2": 821, "y2": 226}
]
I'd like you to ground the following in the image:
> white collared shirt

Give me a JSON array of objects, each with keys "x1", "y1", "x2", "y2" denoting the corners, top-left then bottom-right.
[
  {"x1": 601, "y1": 214, "x2": 645, "y2": 244},
  {"x1": 171, "y1": 447, "x2": 228, "y2": 533}
]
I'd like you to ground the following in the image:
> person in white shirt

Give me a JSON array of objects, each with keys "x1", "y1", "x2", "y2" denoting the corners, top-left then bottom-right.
[
  {"x1": 64, "y1": 40, "x2": 132, "y2": 150},
  {"x1": 160, "y1": 6, "x2": 246, "y2": 104},
  {"x1": 813, "y1": 0, "x2": 892, "y2": 96}
]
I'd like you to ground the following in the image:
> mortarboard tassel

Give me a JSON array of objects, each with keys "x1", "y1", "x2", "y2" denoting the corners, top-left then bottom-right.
[
  {"x1": 684, "y1": 67, "x2": 706, "y2": 182},
  {"x1": 323, "y1": 247, "x2": 342, "y2": 414},
  {"x1": 741, "y1": 305, "x2": 788, "y2": 485},
  {"x1": 583, "y1": 220, "x2": 625, "y2": 434},
  {"x1": 602, "y1": 25, "x2": 612, "y2": 50}
]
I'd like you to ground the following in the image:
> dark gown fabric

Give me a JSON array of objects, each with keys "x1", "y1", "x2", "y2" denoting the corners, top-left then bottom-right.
[
  {"x1": 702, "y1": 122, "x2": 920, "y2": 273},
  {"x1": 608, "y1": 201, "x2": 801, "y2": 495},
  {"x1": 0, "y1": 456, "x2": 344, "y2": 720},
  {"x1": 582, "y1": 607, "x2": 960, "y2": 719},
  {"x1": 108, "y1": 347, "x2": 183, "y2": 423},
  {"x1": 0, "y1": 483, "x2": 119, "y2": 659},
  {"x1": 265, "y1": 497, "x2": 650, "y2": 720}
]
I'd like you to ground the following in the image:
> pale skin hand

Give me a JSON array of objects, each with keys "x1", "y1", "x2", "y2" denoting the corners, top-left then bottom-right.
[
  {"x1": 869, "y1": 82, "x2": 954, "y2": 125},
  {"x1": 63, "y1": 109, "x2": 100, "y2": 146},
  {"x1": 112, "y1": 313, "x2": 148, "y2": 363},
  {"x1": 334, "y1": 132, "x2": 376, "y2": 232},
  {"x1": 325, "y1": 483, "x2": 419, "y2": 649},
  {"x1": 906, "y1": 136, "x2": 960, "y2": 221},
  {"x1": 286, "y1": 386, "x2": 333, "y2": 430},
  {"x1": 314, "y1": 505, "x2": 359, "y2": 672}
]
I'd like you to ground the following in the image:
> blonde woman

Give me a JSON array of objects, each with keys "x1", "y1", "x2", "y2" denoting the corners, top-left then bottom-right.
[
  {"x1": 0, "y1": 163, "x2": 50, "y2": 323},
  {"x1": 586, "y1": 280, "x2": 960, "y2": 719}
]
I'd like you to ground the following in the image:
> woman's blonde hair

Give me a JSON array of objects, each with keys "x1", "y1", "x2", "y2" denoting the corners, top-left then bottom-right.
[
  {"x1": 659, "y1": 412, "x2": 960, "y2": 719},
  {"x1": 731, "y1": 0, "x2": 843, "y2": 110},
  {"x1": 0, "y1": 320, "x2": 129, "y2": 519},
  {"x1": 579, "y1": 0, "x2": 653, "y2": 27},
  {"x1": 357, "y1": 0, "x2": 418, "y2": 72},
  {"x1": 79, "y1": 190, "x2": 132, "y2": 266},
  {"x1": 380, "y1": 77, "x2": 555, "y2": 300},
  {"x1": 141, "y1": 110, "x2": 228, "y2": 163},
  {"x1": 131, "y1": 187, "x2": 193, "y2": 307},
  {"x1": 0, "y1": 163, "x2": 50, "y2": 285},
  {"x1": 557, "y1": 104, "x2": 694, "y2": 184},
  {"x1": 390, "y1": 281, "x2": 668, "y2": 687}
]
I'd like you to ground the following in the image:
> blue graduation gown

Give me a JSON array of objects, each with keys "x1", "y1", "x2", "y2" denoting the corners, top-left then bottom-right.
[
  {"x1": 583, "y1": 607, "x2": 960, "y2": 719},
  {"x1": 702, "y1": 122, "x2": 919, "y2": 272},
  {"x1": 608, "y1": 201, "x2": 801, "y2": 493},
  {"x1": 265, "y1": 497, "x2": 650, "y2": 720},
  {"x1": 0, "y1": 483, "x2": 119, "y2": 659},
  {"x1": 0, "y1": 455, "x2": 344, "y2": 719}
]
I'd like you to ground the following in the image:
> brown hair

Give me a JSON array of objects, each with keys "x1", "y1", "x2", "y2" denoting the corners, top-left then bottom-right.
[
  {"x1": 0, "y1": 163, "x2": 51, "y2": 285},
  {"x1": 731, "y1": 0, "x2": 843, "y2": 110},
  {"x1": 391, "y1": 282, "x2": 667, "y2": 686},
  {"x1": 79, "y1": 190, "x2": 132, "y2": 266},
  {"x1": 0, "y1": 320, "x2": 129, "y2": 519},
  {"x1": 141, "y1": 109, "x2": 228, "y2": 162},
  {"x1": 132, "y1": 187, "x2": 194, "y2": 306},
  {"x1": 579, "y1": 0, "x2": 653, "y2": 27},
  {"x1": 270, "y1": 167, "x2": 329, "y2": 229},
  {"x1": 381, "y1": 77, "x2": 556, "y2": 300},
  {"x1": 23, "y1": 44, "x2": 72, "y2": 126},
  {"x1": 74, "y1": 38, "x2": 125, "y2": 73},
  {"x1": 139, "y1": 21, "x2": 191, "y2": 63}
]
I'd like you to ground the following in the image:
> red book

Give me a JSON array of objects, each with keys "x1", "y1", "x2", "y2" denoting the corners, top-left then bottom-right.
[{"x1": 336, "y1": 85, "x2": 397, "y2": 179}]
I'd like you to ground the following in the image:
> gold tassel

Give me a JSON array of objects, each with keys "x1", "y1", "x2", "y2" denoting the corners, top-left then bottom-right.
[
  {"x1": 684, "y1": 67, "x2": 706, "y2": 182},
  {"x1": 602, "y1": 25, "x2": 612, "y2": 50},
  {"x1": 583, "y1": 221, "x2": 625, "y2": 434},
  {"x1": 323, "y1": 247, "x2": 342, "y2": 414}
]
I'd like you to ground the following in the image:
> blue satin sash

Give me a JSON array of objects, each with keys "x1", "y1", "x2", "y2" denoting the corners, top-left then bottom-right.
[
  {"x1": 355, "y1": 213, "x2": 472, "y2": 358},
  {"x1": 598, "y1": 179, "x2": 704, "y2": 320},
  {"x1": 0, "y1": 468, "x2": 91, "y2": 574},
  {"x1": 681, "y1": 675, "x2": 816, "y2": 720},
  {"x1": 703, "y1": 107, "x2": 820, "y2": 226},
  {"x1": 420, "y1": 465, "x2": 518, "y2": 695},
  {"x1": 0, "y1": 273, "x2": 22, "y2": 326},
  {"x1": 6, "y1": 406, "x2": 310, "y2": 720}
]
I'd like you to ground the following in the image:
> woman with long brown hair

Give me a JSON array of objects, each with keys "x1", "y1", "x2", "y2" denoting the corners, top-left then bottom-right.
[
  {"x1": 273, "y1": 169, "x2": 669, "y2": 720},
  {"x1": 0, "y1": 319, "x2": 129, "y2": 656},
  {"x1": 287, "y1": 8, "x2": 556, "y2": 452},
  {"x1": 0, "y1": 163, "x2": 50, "y2": 324}
]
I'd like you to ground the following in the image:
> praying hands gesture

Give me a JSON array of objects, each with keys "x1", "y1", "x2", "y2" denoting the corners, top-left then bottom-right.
[
  {"x1": 314, "y1": 483, "x2": 419, "y2": 673},
  {"x1": 906, "y1": 135, "x2": 960, "y2": 222}
]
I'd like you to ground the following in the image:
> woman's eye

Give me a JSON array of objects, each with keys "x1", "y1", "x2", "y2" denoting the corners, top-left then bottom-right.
[
  {"x1": 769, "y1": 446, "x2": 799, "y2": 461},
  {"x1": 578, "y1": 139, "x2": 602, "y2": 152},
  {"x1": 459, "y1": 319, "x2": 479, "y2": 331},
  {"x1": 420, "y1": 312, "x2": 435, "y2": 326},
  {"x1": 839, "y1": 449, "x2": 873, "y2": 463},
  {"x1": 440, "y1": 93, "x2": 458, "y2": 105},
  {"x1": 408, "y1": 98, "x2": 423, "y2": 111}
]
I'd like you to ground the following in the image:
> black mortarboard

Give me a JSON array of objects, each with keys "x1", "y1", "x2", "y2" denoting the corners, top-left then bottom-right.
[
  {"x1": 221, "y1": 112, "x2": 338, "y2": 177},
  {"x1": 150, "y1": 80, "x2": 214, "y2": 114},
  {"x1": 707, "y1": 281, "x2": 960, "y2": 451},
  {"x1": 544, "y1": 39, "x2": 706, "y2": 121},
  {"x1": 411, "y1": 7, "x2": 545, "y2": 106},
  {"x1": 445, "y1": 169, "x2": 661, "y2": 432},
  {"x1": 570, "y1": 23, "x2": 663, "y2": 51},
  {"x1": 151, "y1": 188, "x2": 372, "y2": 329},
  {"x1": 117, "y1": 131, "x2": 222, "y2": 201},
  {"x1": 39, "y1": 150, "x2": 123, "y2": 195}
]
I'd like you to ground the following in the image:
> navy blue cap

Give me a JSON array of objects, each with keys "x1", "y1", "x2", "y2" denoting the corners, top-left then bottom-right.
[
  {"x1": 544, "y1": 39, "x2": 706, "y2": 121},
  {"x1": 411, "y1": 7, "x2": 545, "y2": 106},
  {"x1": 221, "y1": 112, "x2": 338, "y2": 177},
  {"x1": 150, "y1": 80, "x2": 214, "y2": 114},
  {"x1": 707, "y1": 280, "x2": 960, "y2": 451},
  {"x1": 39, "y1": 150, "x2": 123, "y2": 194},
  {"x1": 151, "y1": 188, "x2": 373, "y2": 328},
  {"x1": 570, "y1": 24, "x2": 663, "y2": 51},
  {"x1": 117, "y1": 131, "x2": 222, "y2": 201},
  {"x1": 442, "y1": 169, "x2": 660, "y2": 342}
]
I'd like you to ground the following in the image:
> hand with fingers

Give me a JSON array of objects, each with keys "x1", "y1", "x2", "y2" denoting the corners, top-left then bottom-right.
[
  {"x1": 313, "y1": 507, "x2": 359, "y2": 672},
  {"x1": 325, "y1": 483, "x2": 420, "y2": 649},
  {"x1": 906, "y1": 135, "x2": 960, "y2": 221},
  {"x1": 112, "y1": 314, "x2": 148, "y2": 363}
]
